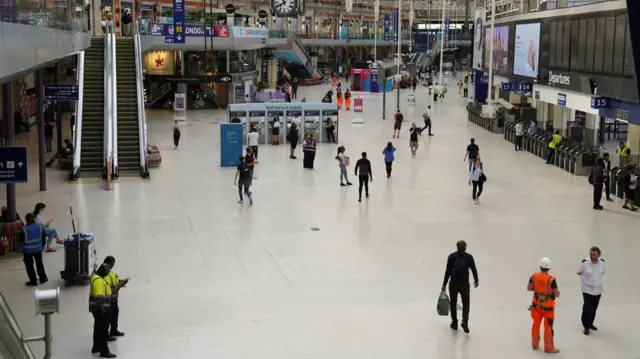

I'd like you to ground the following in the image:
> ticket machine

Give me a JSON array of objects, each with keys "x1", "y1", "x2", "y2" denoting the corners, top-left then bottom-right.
[
  {"x1": 321, "y1": 109, "x2": 339, "y2": 143},
  {"x1": 229, "y1": 110, "x2": 248, "y2": 140},
  {"x1": 284, "y1": 109, "x2": 303, "y2": 142},
  {"x1": 248, "y1": 110, "x2": 267, "y2": 144},
  {"x1": 266, "y1": 110, "x2": 284, "y2": 144},
  {"x1": 303, "y1": 110, "x2": 321, "y2": 140}
]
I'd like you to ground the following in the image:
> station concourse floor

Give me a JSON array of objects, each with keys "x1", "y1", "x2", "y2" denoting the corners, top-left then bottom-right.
[{"x1": 1, "y1": 81, "x2": 640, "y2": 359}]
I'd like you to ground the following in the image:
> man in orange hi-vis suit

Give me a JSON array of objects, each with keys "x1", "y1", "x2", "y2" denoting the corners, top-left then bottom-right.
[
  {"x1": 332, "y1": 73, "x2": 337, "y2": 86},
  {"x1": 344, "y1": 89, "x2": 351, "y2": 110},
  {"x1": 528, "y1": 257, "x2": 561, "y2": 354},
  {"x1": 336, "y1": 90, "x2": 343, "y2": 109}
]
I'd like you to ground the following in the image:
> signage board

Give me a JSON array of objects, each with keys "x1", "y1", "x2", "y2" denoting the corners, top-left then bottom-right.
[
  {"x1": 591, "y1": 97, "x2": 609, "y2": 109},
  {"x1": 173, "y1": 0, "x2": 185, "y2": 43},
  {"x1": 383, "y1": 15, "x2": 390, "y2": 41},
  {"x1": 557, "y1": 93, "x2": 567, "y2": 106},
  {"x1": 514, "y1": 23, "x2": 541, "y2": 78},
  {"x1": 145, "y1": 74, "x2": 231, "y2": 83},
  {"x1": 220, "y1": 124, "x2": 243, "y2": 167},
  {"x1": 473, "y1": 9, "x2": 485, "y2": 70},
  {"x1": 151, "y1": 24, "x2": 229, "y2": 37},
  {"x1": 174, "y1": 93, "x2": 186, "y2": 111},
  {"x1": 44, "y1": 85, "x2": 79, "y2": 101},
  {"x1": 0, "y1": 147, "x2": 28, "y2": 183},
  {"x1": 323, "y1": 110, "x2": 338, "y2": 116},
  {"x1": 232, "y1": 26, "x2": 269, "y2": 38},
  {"x1": 249, "y1": 111, "x2": 266, "y2": 117},
  {"x1": 305, "y1": 111, "x2": 320, "y2": 116}
]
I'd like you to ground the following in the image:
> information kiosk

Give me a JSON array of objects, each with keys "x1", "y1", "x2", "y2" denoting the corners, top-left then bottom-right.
[{"x1": 228, "y1": 103, "x2": 339, "y2": 144}]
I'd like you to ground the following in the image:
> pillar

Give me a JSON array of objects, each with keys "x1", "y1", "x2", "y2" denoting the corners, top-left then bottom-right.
[
  {"x1": 2, "y1": 83, "x2": 16, "y2": 220},
  {"x1": 584, "y1": 113, "x2": 598, "y2": 146},
  {"x1": 627, "y1": 124, "x2": 640, "y2": 154},
  {"x1": 36, "y1": 70, "x2": 47, "y2": 191},
  {"x1": 54, "y1": 63, "x2": 63, "y2": 153},
  {"x1": 552, "y1": 105, "x2": 563, "y2": 130},
  {"x1": 91, "y1": 0, "x2": 102, "y2": 36}
]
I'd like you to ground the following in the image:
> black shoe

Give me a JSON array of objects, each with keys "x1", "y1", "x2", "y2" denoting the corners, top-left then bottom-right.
[
  {"x1": 92, "y1": 347, "x2": 100, "y2": 353},
  {"x1": 461, "y1": 323, "x2": 470, "y2": 333},
  {"x1": 606, "y1": 197, "x2": 613, "y2": 202},
  {"x1": 40, "y1": 278, "x2": 48, "y2": 284},
  {"x1": 428, "y1": 134, "x2": 433, "y2": 136},
  {"x1": 589, "y1": 325, "x2": 598, "y2": 331},
  {"x1": 346, "y1": 182, "x2": 353, "y2": 186},
  {"x1": 358, "y1": 198, "x2": 362, "y2": 202},
  {"x1": 593, "y1": 205, "x2": 603, "y2": 210},
  {"x1": 632, "y1": 207, "x2": 639, "y2": 212},
  {"x1": 583, "y1": 327, "x2": 590, "y2": 335},
  {"x1": 450, "y1": 322, "x2": 458, "y2": 330},
  {"x1": 340, "y1": 183, "x2": 346, "y2": 187},
  {"x1": 100, "y1": 352, "x2": 117, "y2": 358},
  {"x1": 25, "y1": 281, "x2": 38, "y2": 286},
  {"x1": 366, "y1": 194, "x2": 369, "y2": 198},
  {"x1": 623, "y1": 205, "x2": 630, "y2": 209},
  {"x1": 110, "y1": 331, "x2": 125, "y2": 337},
  {"x1": 107, "y1": 336, "x2": 117, "y2": 342}
]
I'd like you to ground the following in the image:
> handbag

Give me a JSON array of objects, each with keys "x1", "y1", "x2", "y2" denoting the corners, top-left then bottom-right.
[{"x1": 437, "y1": 291, "x2": 450, "y2": 316}]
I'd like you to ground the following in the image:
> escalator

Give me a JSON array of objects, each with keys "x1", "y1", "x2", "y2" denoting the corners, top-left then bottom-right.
[
  {"x1": 80, "y1": 37, "x2": 106, "y2": 176},
  {"x1": 115, "y1": 37, "x2": 141, "y2": 176},
  {"x1": 272, "y1": 34, "x2": 322, "y2": 80}
]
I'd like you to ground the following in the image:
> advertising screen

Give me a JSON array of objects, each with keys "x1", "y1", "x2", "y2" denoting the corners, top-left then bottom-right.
[
  {"x1": 484, "y1": 26, "x2": 509, "y2": 72},
  {"x1": 513, "y1": 23, "x2": 540, "y2": 77},
  {"x1": 473, "y1": 8, "x2": 486, "y2": 70}
]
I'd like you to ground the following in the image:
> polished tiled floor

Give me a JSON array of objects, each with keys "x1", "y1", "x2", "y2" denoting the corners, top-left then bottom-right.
[{"x1": 1, "y1": 80, "x2": 639, "y2": 359}]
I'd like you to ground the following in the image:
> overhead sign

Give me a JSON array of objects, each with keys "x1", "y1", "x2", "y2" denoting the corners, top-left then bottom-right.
[
  {"x1": 501, "y1": 82, "x2": 532, "y2": 93},
  {"x1": 384, "y1": 15, "x2": 390, "y2": 41},
  {"x1": 0, "y1": 147, "x2": 28, "y2": 183},
  {"x1": 44, "y1": 85, "x2": 79, "y2": 101},
  {"x1": 145, "y1": 74, "x2": 231, "y2": 83},
  {"x1": 151, "y1": 24, "x2": 230, "y2": 37},
  {"x1": 591, "y1": 97, "x2": 609, "y2": 109},
  {"x1": 557, "y1": 93, "x2": 567, "y2": 106},
  {"x1": 232, "y1": 27, "x2": 268, "y2": 38},
  {"x1": 173, "y1": 0, "x2": 185, "y2": 43}
]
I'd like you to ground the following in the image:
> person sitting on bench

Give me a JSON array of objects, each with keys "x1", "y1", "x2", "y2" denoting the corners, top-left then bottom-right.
[{"x1": 46, "y1": 139, "x2": 73, "y2": 168}]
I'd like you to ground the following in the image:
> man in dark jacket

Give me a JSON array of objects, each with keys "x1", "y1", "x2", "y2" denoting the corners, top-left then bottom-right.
[
  {"x1": 442, "y1": 240, "x2": 479, "y2": 333},
  {"x1": 354, "y1": 152, "x2": 372, "y2": 202},
  {"x1": 602, "y1": 153, "x2": 613, "y2": 202},
  {"x1": 590, "y1": 158, "x2": 605, "y2": 210}
]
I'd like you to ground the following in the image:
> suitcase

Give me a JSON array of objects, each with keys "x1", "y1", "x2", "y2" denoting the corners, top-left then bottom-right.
[{"x1": 61, "y1": 233, "x2": 98, "y2": 286}]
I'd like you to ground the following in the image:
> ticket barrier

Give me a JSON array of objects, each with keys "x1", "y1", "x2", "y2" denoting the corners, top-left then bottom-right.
[
  {"x1": 533, "y1": 131, "x2": 549, "y2": 159},
  {"x1": 524, "y1": 132, "x2": 535, "y2": 152},
  {"x1": 611, "y1": 167, "x2": 624, "y2": 198},
  {"x1": 570, "y1": 146, "x2": 600, "y2": 175},
  {"x1": 553, "y1": 139, "x2": 572, "y2": 168},
  {"x1": 504, "y1": 122, "x2": 516, "y2": 143}
]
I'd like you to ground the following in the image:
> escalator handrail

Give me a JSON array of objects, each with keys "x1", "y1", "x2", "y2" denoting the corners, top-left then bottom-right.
[
  {"x1": 134, "y1": 33, "x2": 149, "y2": 176},
  {"x1": 72, "y1": 50, "x2": 85, "y2": 178},
  {"x1": 111, "y1": 33, "x2": 119, "y2": 177},
  {"x1": 104, "y1": 25, "x2": 112, "y2": 175},
  {"x1": 0, "y1": 293, "x2": 37, "y2": 359}
]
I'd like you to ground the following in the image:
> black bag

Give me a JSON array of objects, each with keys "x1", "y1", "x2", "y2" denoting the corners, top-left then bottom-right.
[
  {"x1": 588, "y1": 171, "x2": 594, "y2": 185},
  {"x1": 480, "y1": 173, "x2": 487, "y2": 183},
  {"x1": 451, "y1": 255, "x2": 469, "y2": 279}
]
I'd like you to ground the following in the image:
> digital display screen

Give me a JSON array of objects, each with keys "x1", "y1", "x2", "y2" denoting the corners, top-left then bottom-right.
[
  {"x1": 513, "y1": 23, "x2": 541, "y2": 78},
  {"x1": 484, "y1": 26, "x2": 509, "y2": 72}
]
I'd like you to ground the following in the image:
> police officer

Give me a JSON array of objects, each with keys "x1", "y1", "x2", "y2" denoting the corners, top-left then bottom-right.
[
  {"x1": 90, "y1": 264, "x2": 117, "y2": 358},
  {"x1": 528, "y1": 257, "x2": 560, "y2": 354},
  {"x1": 546, "y1": 130, "x2": 562, "y2": 164},
  {"x1": 104, "y1": 256, "x2": 128, "y2": 338}
]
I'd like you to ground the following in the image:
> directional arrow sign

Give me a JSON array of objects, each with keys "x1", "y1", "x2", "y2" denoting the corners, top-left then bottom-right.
[{"x1": 0, "y1": 147, "x2": 28, "y2": 183}]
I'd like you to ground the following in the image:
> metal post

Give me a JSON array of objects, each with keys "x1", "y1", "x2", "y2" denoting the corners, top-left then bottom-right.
[
  {"x1": 382, "y1": 71, "x2": 387, "y2": 120},
  {"x1": 43, "y1": 314, "x2": 52, "y2": 359},
  {"x1": 54, "y1": 63, "x2": 63, "y2": 153},
  {"x1": 439, "y1": 0, "x2": 445, "y2": 82},
  {"x1": 36, "y1": 70, "x2": 47, "y2": 191},
  {"x1": 374, "y1": 0, "x2": 378, "y2": 63},
  {"x1": 488, "y1": 0, "x2": 495, "y2": 103},
  {"x1": 396, "y1": 0, "x2": 401, "y2": 112},
  {"x1": 226, "y1": 50, "x2": 230, "y2": 73},
  {"x1": 3, "y1": 83, "x2": 16, "y2": 221}
]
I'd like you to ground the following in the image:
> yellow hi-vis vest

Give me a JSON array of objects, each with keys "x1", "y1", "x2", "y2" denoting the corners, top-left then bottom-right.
[
  {"x1": 549, "y1": 134, "x2": 562, "y2": 149},
  {"x1": 617, "y1": 146, "x2": 630, "y2": 156},
  {"x1": 105, "y1": 270, "x2": 120, "y2": 300},
  {"x1": 89, "y1": 274, "x2": 112, "y2": 312}
]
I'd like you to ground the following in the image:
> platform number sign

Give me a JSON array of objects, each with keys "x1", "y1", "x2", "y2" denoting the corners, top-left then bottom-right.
[
  {"x1": 591, "y1": 97, "x2": 609, "y2": 109},
  {"x1": 173, "y1": 0, "x2": 185, "y2": 43}
]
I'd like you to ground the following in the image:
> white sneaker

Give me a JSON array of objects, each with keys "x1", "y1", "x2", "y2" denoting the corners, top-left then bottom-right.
[
  {"x1": 473, "y1": 198, "x2": 478, "y2": 205},
  {"x1": 476, "y1": 198, "x2": 481, "y2": 204},
  {"x1": 249, "y1": 197, "x2": 253, "y2": 206},
  {"x1": 237, "y1": 200, "x2": 244, "y2": 204}
]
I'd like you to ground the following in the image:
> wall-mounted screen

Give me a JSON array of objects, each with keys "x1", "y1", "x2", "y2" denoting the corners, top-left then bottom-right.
[
  {"x1": 514, "y1": 23, "x2": 541, "y2": 77},
  {"x1": 484, "y1": 26, "x2": 509, "y2": 72}
]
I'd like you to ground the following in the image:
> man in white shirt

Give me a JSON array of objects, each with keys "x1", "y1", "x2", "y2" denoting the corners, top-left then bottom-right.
[
  {"x1": 577, "y1": 246, "x2": 608, "y2": 335},
  {"x1": 247, "y1": 127, "x2": 260, "y2": 159},
  {"x1": 421, "y1": 106, "x2": 433, "y2": 136},
  {"x1": 291, "y1": 116, "x2": 302, "y2": 129},
  {"x1": 514, "y1": 120, "x2": 525, "y2": 151}
]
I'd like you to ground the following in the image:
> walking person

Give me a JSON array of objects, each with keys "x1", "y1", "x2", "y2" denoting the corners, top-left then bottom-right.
[
  {"x1": 173, "y1": 121, "x2": 181, "y2": 149},
  {"x1": 463, "y1": 81, "x2": 469, "y2": 98},
  {"x1": 354, "y1": 152, "x2": 372, "y2": 202},
  {"x1": 589, "y1": 158, "x2": 605, "y2": 210},
  {"x1": 344, "y1": 89, "x2": 352, "y2": 110},
  {"x1": 302, "y1": 134, "x2": 317, "y2": 169},
  {"x1": 621, "y1": 164, "x2": 638, "y2": 211},
  {"x1": 411, "y1": 77, "x2": 417, "y2": 91},
  {"x1": 234, "y1": 156, "x2": 253, "y2": 205},
  {"x1": 44, "y1": 120, "x2": 54, "y2": 153},
  {"x1": 325, "y1": 118, "x2": 336, "y2": 143},
  {"x1": 287, "y1": 123, "x2": 299, "y2": 159},
  {"x1": 441, "y1": 240, "x2": 479, "y2": 334},
  {"x1": 421, "y1": 106, "x2": 433, "y2": 136},
  {"x1": 409, "y1": 122, "x2": 420, "y2": 158},
  {"x1": 247, "y1": 126, "x2": 259, "y2": 159},
  {"x1": 336, "y1": 90, "x2": 343, "y2": 109},
  {"x1": 458, "y1": 80, "x2": 463, "y2": 95},
  {"x1": 382, "y1": 141, "x2": 396, "y2": 178},
  {"x1": 90, "y1": 263, "x2": 116, "y2": 358},
  {"x1": 336, "y1": 146, "x2": 352, "y2": 186},
  {"x1": 292, "y1": 77, "x2": 298, "y2": 99},
  {"x1": 271, "y1": 115, "x2": 281, "y2": 145},
  {"x1": 245, "y1": 146, "x2": 257, "y2": 184},
  {"x1": 602, "y1": 153, "x2": 613, "y2": 201},
  {"x1": 393, "y1": 110, "x2": 403, "y2": 138},
  {"x1": 577, "y1": 246, "x2": 607, "y2": 336},
  {"x1": 22, "y1": 213, "x2": 48, "y2": 286},
  {"x1": 468, "y1": 158, "x2": 486, "y2": 204},
  {"x1": 463, "y1": 138, "x2": 480, "y2": 172},
  {"x1": 515, "y1": 120, "x2": 524, "y2": 151},
  {"x1": 528, "y1": 257, "x2": 560, "y2": 353}
]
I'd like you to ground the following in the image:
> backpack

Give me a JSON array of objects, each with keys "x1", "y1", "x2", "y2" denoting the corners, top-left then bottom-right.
[
  {"x1": 588, "y1": 171, "x2": 594, "y2": 185},
  {"x1": 451, "y1": 255, "x2": 469, "y2": 279}
]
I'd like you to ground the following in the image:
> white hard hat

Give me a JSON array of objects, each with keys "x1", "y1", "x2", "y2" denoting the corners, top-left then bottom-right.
[{"x1": 539, "y1": 257, "x2": 552, "y2": 269}]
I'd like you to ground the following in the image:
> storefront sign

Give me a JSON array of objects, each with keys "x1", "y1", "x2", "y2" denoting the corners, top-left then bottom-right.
[
  {"x1": 557, "y1": 93, "x2": 567, "y2": 106},
  {"x1": 548, "y1": 71, "x2": 571, "y2": 87},
  {"x1": 145, "y1": 74, "x2": 231, "y2": 83},
  {"x1": 260, "y1": 49, "x2": 268, "y2": 82},
  {"x1": 150, "y1": 23, "x2": 229, "y2": 37},
  {"x1": 232, "y1": 27, "x2": 268, "y2": 38},
  {"x1": 591, "y1": 96, "x2": 609, "y2": 109}
]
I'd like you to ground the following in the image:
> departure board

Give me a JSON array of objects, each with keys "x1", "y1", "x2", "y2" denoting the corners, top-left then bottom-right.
[
  {"x1": 562, "y1": 20, "x2": 571, "y2": 69},
  {"x1": 550, "y1": 21, "x2": 557, "y2": 67},
  {"x1": 570, "y1": 20, "x2": 579, "y2": 70},
  {"x1": 577, "y1": 19, "x2": 587, "y2": 71}
]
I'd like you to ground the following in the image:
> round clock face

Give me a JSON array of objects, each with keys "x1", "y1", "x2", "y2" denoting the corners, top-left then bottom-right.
[{"x1": 273, "y1": 0, "x2": 296, "y2": 15}]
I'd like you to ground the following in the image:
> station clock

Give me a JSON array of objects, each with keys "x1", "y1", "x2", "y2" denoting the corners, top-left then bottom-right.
[{"x1": 271, "y1": 0, "x2": 298, "y2": 16}]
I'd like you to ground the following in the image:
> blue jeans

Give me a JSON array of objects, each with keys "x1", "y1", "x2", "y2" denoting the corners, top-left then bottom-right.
[
  {"x1": 340, "y1": 164, "x2": 349, "y2": 184},
  {"x1": 45, "y1": 137, "x2": 53, "y2": 152},
  {"x1": 44, "y1": 227, "x2": 58, "y2": 245}
]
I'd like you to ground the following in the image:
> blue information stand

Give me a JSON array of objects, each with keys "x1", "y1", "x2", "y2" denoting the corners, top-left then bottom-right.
[
  {"x1": 220, "y1": 124, "x2": 244, "y2": 167},
  {"x1": 0, "y1": 147, "x2": 28, "y2": 183}
]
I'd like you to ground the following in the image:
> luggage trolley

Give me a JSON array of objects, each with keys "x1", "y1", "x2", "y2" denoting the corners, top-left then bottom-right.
[{"x1": 60, "y1": 207, "x2": 98, "y2": 286}]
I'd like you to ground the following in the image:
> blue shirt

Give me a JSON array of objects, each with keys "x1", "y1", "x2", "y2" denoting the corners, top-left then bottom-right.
[{"x1": 383, "y1": 147, "x2": 396, "y2": 162}]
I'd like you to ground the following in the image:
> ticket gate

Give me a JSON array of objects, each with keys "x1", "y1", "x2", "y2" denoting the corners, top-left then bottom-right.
[{"x1": 504, "y1": 122, "x2": 516, "y2": 143}]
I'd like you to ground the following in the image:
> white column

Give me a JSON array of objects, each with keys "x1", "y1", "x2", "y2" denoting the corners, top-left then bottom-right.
[
  {"x1": 438, "y1": 0, "x2": 445, "y2": 81},
  {"x1": 488, "y1": 0, "x2": 496, "y2": 102}
]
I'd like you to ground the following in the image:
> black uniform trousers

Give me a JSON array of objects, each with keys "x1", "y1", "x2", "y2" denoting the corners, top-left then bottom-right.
[
  {"x1": 358, "y1": 175, "x2": 370, "y2": 198},
  {"x1": 449, "y1": 282, "x2": 471, "y2": 324},
  {"x1": 581, "y1": 293, "x2": 601, "y2": 329},
  {"x1": 109, "y1": 299, "x2": 120, "y2": 335},
  {"x1": 604, "y1": 178, "x2": 611, "y2": 199},
  {"x1": 593, "y1": 183, "x2": 603, "y2": 207},
  {"x1": 23, "y1": 252, "x2": 47, "y2": 283},
  {"x1": 92, "y1": 310, "x2": 110, "y2": 353}
]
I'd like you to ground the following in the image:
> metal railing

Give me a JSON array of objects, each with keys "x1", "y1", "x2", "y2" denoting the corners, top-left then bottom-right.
[
  {"x1": 292, "y1": 30, "x2": 412, "y2": 40},
  {"x1": 0, "y1": 2, "x2": 89, "y2": 32},
  {"x1": 0, "y1": 293, "x2": 36, "y2": 359},
  {"x1": 134, "y1": 33, "x2": 149, "y2": 177},
  {"x1": 104, "y1": 22, "x2": 114, "y2": 178},
  {"x1": 72, "y1": 50, "x2": 85, "y2": 178},
  {"x1": 110, "y1": 30, "x2": 119, "y2": 177}
]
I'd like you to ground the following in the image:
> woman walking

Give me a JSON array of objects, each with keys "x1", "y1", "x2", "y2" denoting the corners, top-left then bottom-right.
[
  {"x1": 468, "y1": 158, "x2": 486, "y2": 204},
  {"x1": 302, "y1": 134, "x2": 317, "y2": 169},
  {"x1": 382, "y1": 142, "x2": 396, "y2": 178},
  {"x1": 173, "y1": 121, "x2": 181, "y2": 149},
  {"x1": 325, "y1": 118, "x2": 336, "y2": 143},
  {"x1": 336, "y1": 146, "x2": 352, "y2": 186},
  {"x1": 409, "y1": 122, "x2": 420, "y2": 158}
]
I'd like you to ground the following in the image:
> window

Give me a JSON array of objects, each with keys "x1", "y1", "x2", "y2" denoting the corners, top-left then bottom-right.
[
  {"x1": 593, "y1": 17, "x2": 605, "y2": 73},
  {"x1": 562, "y1": 20, "x2": 571, "y2": 68},
  {"x1": 624, "y1": 19, "x2": 635, "y2": 76},
  {"x1": 576, "y1": 19, "x2": 587, "y2": 71},
  {"x1": 570, "y1": 19, "x2": 579, "y2": 70},
  {"x1": 602, "y1": 15, "x2": 615, "y2": 73},
  {"x1": 613, "y1": 14, "x2": 626, "y2": 74},
  {"x1": 550, "y1": 21, "x2": 557, "y2": 67},
  {"x1": 585, "y1": 18, "x2": 596, "y2": 72}
]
